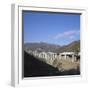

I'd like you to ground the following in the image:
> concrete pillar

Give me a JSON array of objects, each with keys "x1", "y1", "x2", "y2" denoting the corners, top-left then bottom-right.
[
  {"x1": 55, "y1": 54, "x2": 57, "y2": 59},
  {"x1": 51, "y1": 54, "x2": 53, "y2": 60},
  {"x1": 44, "y1": 54, "x2": 46, "y2": 59},
  {"x1": 72, "y1": 54, "x2": 74, "y2": 62},
  {"x1": 57, "y1": 55, "x2": 59, "y2": 60},
  {"x1": 64, "y1": 54, "x2": 67, "y2": 60},
  {"x1": 43, "y1": 54, "x2": 44, "y2": 58},
  {"x1": 74, "y1": 56, "x2": 76, "y2": 61},
  {"x1": 52, "y1": 54, "x2": 54, "y2": 60},
  {"x1": 53, "y1": 54, "x2": 55, "y2": 60},
  {"x1": 58, "y1": 54, "x2": 61, "y2": 60}
]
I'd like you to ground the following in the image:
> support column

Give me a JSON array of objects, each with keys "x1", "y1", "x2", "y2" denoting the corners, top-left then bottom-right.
[
  {"x1": 74, "y1": 55, "x2": 76, "y2": 61},
  {"x1": 64, "y1": 54, "x2": 67, "y2": 60},
  {"x1": 59, "y1": 54, "x2": 61, "y2": 60},
  {"x1": 72, "y1": 54, "x2": 74, "y2": 62}
]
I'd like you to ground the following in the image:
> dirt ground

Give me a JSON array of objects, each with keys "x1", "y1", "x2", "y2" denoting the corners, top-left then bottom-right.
[{"x1": 52, "y1": 59, "x2": 80, "y2": 72}]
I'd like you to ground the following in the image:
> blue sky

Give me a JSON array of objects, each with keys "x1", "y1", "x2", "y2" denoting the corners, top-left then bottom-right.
[{"x1": 23, "y1": 11, "x2": 80, "y2": 45}]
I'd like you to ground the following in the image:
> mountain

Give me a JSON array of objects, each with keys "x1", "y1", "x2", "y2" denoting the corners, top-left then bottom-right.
[
  {"x1": 24, "y1": 42, "x2": 60, "y2": 52},
  {"x1": 24, "y1": 40, "x2": 80, "y2": 53},
  {"x1": 56, "y1": 40, "x2": 80, "y2": 53}
]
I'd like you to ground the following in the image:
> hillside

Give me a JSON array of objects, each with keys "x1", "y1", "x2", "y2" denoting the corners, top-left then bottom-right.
[
  {"x1": 24, "y1": 42, "x2": 60, "y2": 52},
  {"x1": 24, "y1": 51, "x2": 60, "y2": 77},
  {"x1": 56, "y1": 40, "x2": 80, "y2": 53},
  {"x1": 24, "y1": 40, "x2": 80, "y2": 53},
  {"x1": 24, "y1": 51, "x2": 80, "y2": 77}
]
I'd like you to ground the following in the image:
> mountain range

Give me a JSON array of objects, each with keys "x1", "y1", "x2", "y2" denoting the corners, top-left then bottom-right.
[{"x1": 24, "y1": 40, "x2": 80, "y2": 53}]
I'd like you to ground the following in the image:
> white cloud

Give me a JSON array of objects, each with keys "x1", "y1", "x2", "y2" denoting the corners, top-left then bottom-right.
[{"x1": 54, "y1": 30, "x2": 80, "y2": 40}]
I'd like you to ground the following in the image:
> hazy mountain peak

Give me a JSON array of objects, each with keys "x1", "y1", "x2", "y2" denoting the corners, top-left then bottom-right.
[{"x1": 24, "y1": 40, "x2": 80, "y2": 53}]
